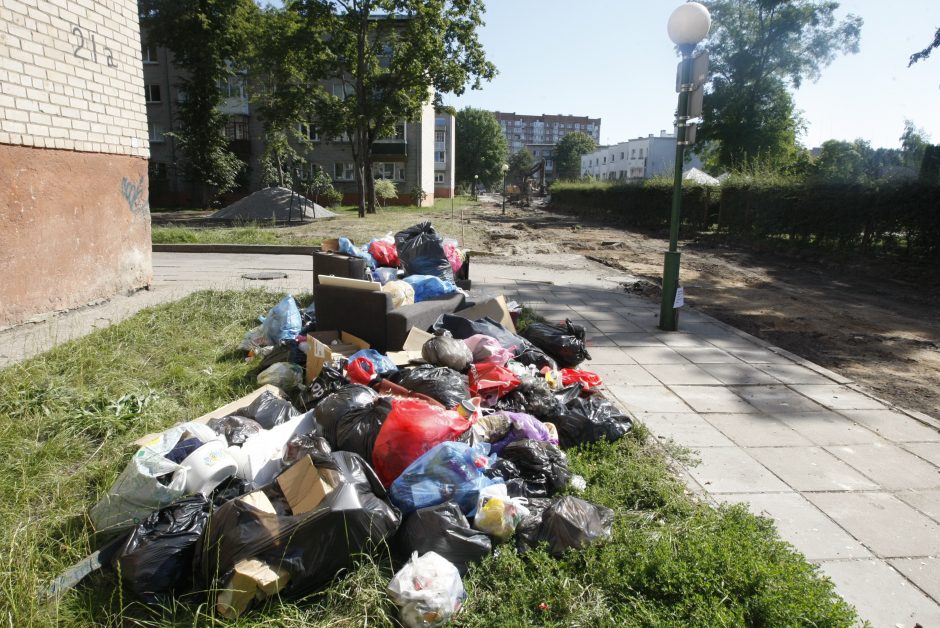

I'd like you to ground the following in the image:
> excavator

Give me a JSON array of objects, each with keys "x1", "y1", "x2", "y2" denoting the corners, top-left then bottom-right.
[{"x1": 507, "y1": 159, "x2": 547, "y2": 207}]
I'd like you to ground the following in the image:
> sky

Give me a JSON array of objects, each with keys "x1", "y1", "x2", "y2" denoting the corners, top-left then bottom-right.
[{"x1": 441, "y1": 0, "x2": 940, "y2": 150}]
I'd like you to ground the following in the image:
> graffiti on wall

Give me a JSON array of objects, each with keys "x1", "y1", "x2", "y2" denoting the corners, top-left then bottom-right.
[{"x1": 121, "y1": 175, "x2": 149, "y2": 214}]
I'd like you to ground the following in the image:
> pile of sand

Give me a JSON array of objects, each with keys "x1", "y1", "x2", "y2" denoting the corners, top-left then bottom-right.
[{"x1": 210, "y1": 187, "x2": 337, "y2": 221}]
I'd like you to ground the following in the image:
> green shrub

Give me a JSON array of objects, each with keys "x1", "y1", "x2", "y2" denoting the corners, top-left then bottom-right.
[{"x1": 322, "y1": 188, "x2": 344, "y2": 207}]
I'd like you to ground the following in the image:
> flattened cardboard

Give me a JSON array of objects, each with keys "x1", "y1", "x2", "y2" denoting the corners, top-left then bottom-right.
[
  {"x1": 317, "y1": 274, "x2": 381, "y2": 291},
  {"x1": 305, "y1": 331, "x2": 370, "y2": 383},
  {"x1": 456, "y1": 295, "x2": 516, "y2": 332},
  {"x1": 276, "y1": 456, "x2": 333, "y2": 515},
  {"x1": 217, "y1": 559, "x2": 290, "y2": 618},
  {"x1": 402, "y1": 326, "x2": 434, "y2": 351},
  {"x1": 321, "y1": 238, "x2": 340, "y2": 252}
]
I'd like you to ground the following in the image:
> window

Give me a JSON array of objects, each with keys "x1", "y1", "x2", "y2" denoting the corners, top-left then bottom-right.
[
  {"x1": 373, "y1": 162, "x2": 404, "y2": 181},
  {"x1": 226, "y1": 117, "x2": 248, "y2": 140},
  {"x1": 148, "y1": 122, "x2": 164, "y2": 143},
  {"x1": 434, "y1": 173, "x2": 445, "y2": 183},
  {"x1": 332, "y1": 83, "x2": 348, "y2": 99},
  {"x1": 639, "y1": 148, "x2": 644, "y2": 158},
  {"x1": 148, "y1": 161, "x2": 167, "y2": 179},
  {"x1": 620, "y1": 152, "x2": 624, "y2": 159},
  {"x1": 298, "y1": 122, "x2": 319, "y2": 141},
  {"x1": 435, "y1": 150, "x2": 445, "y2": 164},
  {"x1": 333, "y1": 162, "x2": 354, "y2": 181},
  {"x1": 218, "y1": 75, "x2": 246, "y2": 99},
  {"x1": 142, "y1": 42, "x2": 157, "y2": 64},
  {"x1": 379, "y1": 123, "x2": 406, "y2": 141},
  {"x1": 145, "y1": 84, "x2": 161, "y2": 103},
  {"x1": 176, "y1": 88, "x2": 187, "y2": 103},
  {"x1": 631, "y1": 149, "x2": 637, "y2": 158},
  {"x1": 435, "y1": 130, "x2": 445, "y2": 143}
]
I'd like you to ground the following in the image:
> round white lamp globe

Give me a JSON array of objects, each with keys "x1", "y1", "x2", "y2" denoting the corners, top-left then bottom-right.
[{"x1": 667, "y1": 2, "x2": 712, "y2": 46}]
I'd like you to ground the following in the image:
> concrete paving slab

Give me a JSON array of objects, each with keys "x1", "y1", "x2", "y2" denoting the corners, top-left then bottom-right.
[
  {"x1": 642, "y1": 363, "x2": 724, "y2": 386},
  {"x1": 588, "y1": 318, "x2": 647, "y2": 334},
  {"x1": 583, "y1": 334, "x2": 620, "y2": 348},
  {"x1": 745, "y1": 446, "x2": 880, "y2": 491},
  {"x1": 716, "y1": 492, "x2": 872, "y2": 560},
  {"x1": 590, "y1": 365, "x2": 661, "y2": 387},
  {"x1": 888, "y1": 557, "x2": 940, "y2": 604},
  {"x1": 775, "y1": 411, "x2": 885, "y2": 446},
  {"x1": 672, "y1": 346, "x2": 746, "y2": 364},
  {"x1": 640, "y1": 412, "x2": 736, "y2": 448},
  {"x1": 652, "y1": 333, "x2": 714, "y2": 348},
  {"x1": 684, "y1": 447, "x2": 791, "y2": 493},
  {"x1": 807, "y1": 492, "x2": 940, "y2": 557},
  {"x1": 839, "y1": 409, "x2": 940, "y2": 443},
  {"x1": 723, "y1": 346, "x2": 794, "y2": 364},
  {"x1": 754, "y1": 363, "x2": 840, "y2": 385},
  {"x1": 669, "y1": 385, "x2": 757, "y2": 414},
  {"x1": 697, "y1": 363, "x2": 781, "y2": 385},
  {"x1": 903, "y1": 442, "x2": 940, "y2": 467},
  {"x1": 818, "y1": 559, "x2": 940, "y2": 627},
  {"x1": 576, "y1": 346, "x2": 637, "y2": 365},
  {"x1": 896, "y1": 489, "x2": 940, "y2": 522},
  {"x1": 791, "y1": 384, "x2": 887, "y2": 411},
  {"x1": 703, "y1": 413, "x2": 814, "y2": 447},
  {"x1": 827, "y1": 443, "x2": 940, "y2": 490},
  {"x1": 617, "y1": 345, "x2": 692, "y2": 364},
  {"x1": 607, "y1": 385, "x2": 693, "y2": 414},
  {"x1": 731, "y1": 385, "x2": 829, "y2": 414},
  {"x1": 603, "y1": 333, "x2": 667, "y2": 347}
]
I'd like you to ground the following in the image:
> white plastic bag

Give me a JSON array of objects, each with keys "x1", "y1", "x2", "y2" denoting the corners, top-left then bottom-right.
[
  {"x1": 472, "y1": 483, "x2": 529, "y2": 540},
  {"x1": 388, "y1": 552, "x2": 465, "y2": 628},
  {"x1": 90, "y1": 422, "x2": 222, "y2": 534},
  {"x1": 382, "y1": 280, "x2": 415, "y2": 309}
]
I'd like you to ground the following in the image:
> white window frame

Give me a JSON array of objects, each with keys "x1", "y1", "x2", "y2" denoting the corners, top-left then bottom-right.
[
  {"x1": 334, "y1": 162, "x2": 354, "y2": 181},
  {"x1": 298, "y1": 122, "x2": 319, "y2": 142},
  {"x1": 434, "y1": 130, "x2": 446, "y2": 143},
  {"x1": 434, "y1": 150, "x2": 445, "y2": 164},
  {"x1": 142, "y1": 43, "x2": 157, "y2": 64},
  {"x1": 434, "y1": 172, "x2": 445, "y2": 183},
  {"x1": 148, "y1": 122, "x2": 164, "y2": 143},
  {"x1": 145, "y1": 84, "x2": 161, "y2": 103}
]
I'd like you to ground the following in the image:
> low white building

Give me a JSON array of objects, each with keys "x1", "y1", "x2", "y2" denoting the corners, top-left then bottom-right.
[{"x1": 581, "y1": 130, "x2": 702, "y2": 181}]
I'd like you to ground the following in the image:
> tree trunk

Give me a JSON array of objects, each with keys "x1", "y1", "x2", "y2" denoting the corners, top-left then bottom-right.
[{"x1": 364, "y1": 148, "x2": 377, "y2": 215}]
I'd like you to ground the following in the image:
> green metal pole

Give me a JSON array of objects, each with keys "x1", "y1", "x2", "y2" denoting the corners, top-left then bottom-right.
[{"x1": 660, "y1": 47, "x2": 694, "y2": 332}]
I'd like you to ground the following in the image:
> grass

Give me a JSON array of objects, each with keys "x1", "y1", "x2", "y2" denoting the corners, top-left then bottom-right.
[
  {"x1": 0, "y1": 290, "x2": 858, "y2": 627},
  {"x1": 151, "y1": 196, "x2": 484, "y2": 250}
]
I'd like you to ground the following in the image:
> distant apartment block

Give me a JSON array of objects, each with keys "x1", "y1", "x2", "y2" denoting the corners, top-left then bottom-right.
[
  {"x1": 580, "y1": 130, "x2": 702, "y2": 181},
  {"x1": 491, "y1": 111, "x2": 601, "y2": 181},
  {"x1": 141, "y1": 37, "x2": 452, "y2": 207}
]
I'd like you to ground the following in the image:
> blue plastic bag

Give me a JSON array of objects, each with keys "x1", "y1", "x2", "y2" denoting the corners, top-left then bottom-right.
[
  {"x1": 348, "y1": 349, "x2": 398, "y2": 376},
  {"x1": 403, "y1": 275, "x2": 457, "y2": 302},
  {"x1": 260, "y1": 295, "x2": 303, "y2": 344},
  {"x1": 339, "y1": 237, "x2": 377, "y2": 269},
  {"x1": 389, "y1": 441, "x2": 502, "y2": 515}
]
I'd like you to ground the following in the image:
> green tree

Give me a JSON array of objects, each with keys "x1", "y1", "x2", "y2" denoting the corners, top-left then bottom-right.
[
  {"x1": 909, "y1": 27, "x2": 940, "y2": 66},
  {"x1": 455, "y1": 107, "x2": 508, "y2": 189},
  {"x1": 920, "y1": 145, "x2": 940, "y2": 183},
  {"x1": 140, "y1": 0, "x2": 258, "y2": 207},
  {"x1": 554, "y1": 132, "x2": 596, "y2": 180},
  {"x1": 697, "y1": 0, "x2": 862, "y2": 170},
  {"x1": 508, "y1": 148, "x2": 535, "y2": 184},
  {"x1": 374, "y1": 178, "x2": 397, "y2": 206},
  {"x1": 294, "y1": 0, "x2": 496, "y2": 217},
  {"x1": 900, "y1": 119, "x2": 929, "y2": 170},
  {"x1": 811, "y1": 140, "x2": 865, "y2": 181}
]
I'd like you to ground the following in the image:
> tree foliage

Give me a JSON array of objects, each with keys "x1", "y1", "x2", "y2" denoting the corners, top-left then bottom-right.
[
  {"x1": 554, "y1": 132, "x2": 596, "y2": 180},
  {"x1": 508, "y1": 148, "x2": 535, "y2": 184},
  {"x1": 909, "y1": 26, "x2": 940, "y2": 66},
  {"x1": 140, "y1": 0, "x2": 258, "y2": 207},
  {"x1": 697, "y1": 0, "x2": 862, "y2": 170},
  {"x1": 900, "y1": 119, "x2": 929, "y2": 170},
  {"x1": 374, "y1": 178, "x2": 398, "y2": 205},
  {"x1": 293, "y1": 0, "x2": 496, "y2": 217},
  {"x1": 454, "y1": 107, "x2": 508, "y2": 188}
]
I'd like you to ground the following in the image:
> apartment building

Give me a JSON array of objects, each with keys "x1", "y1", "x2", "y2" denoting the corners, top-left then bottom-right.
[
  {"x1": 141, "y1": 39, "x2": 452, "y2": 207},
  {"x1": 580, "y1": 130, "x2": 703, "y2": 181},
  {"x1": 492, "y1": 111, "x2": 601, "y2": 181}
]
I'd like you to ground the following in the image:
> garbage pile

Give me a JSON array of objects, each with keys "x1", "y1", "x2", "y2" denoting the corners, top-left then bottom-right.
[{"x1": 83, "y1": 254, "x2": 634, "y2": 625}]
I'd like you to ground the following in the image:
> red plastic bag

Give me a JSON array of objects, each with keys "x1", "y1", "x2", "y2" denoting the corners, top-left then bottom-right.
[
  {"x1": 469, "y1": 363, "x2": 521, "y2": 406},
  {"x1": 347, "y1": 357, "x2": 377, "y2": 385},
  {"x1": 368, "y1": 240, "x2": 399, "y2": 268},
  {"x1": 372, "y1": 398, "x2": 474, "y2": 487},
  {"x1": 560, "y1": 368, "x2": 603, "y2": 391}
]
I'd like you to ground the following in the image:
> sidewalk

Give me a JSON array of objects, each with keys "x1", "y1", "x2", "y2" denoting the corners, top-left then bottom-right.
[{"x1": 2, "y1": 250, "x2": 938, "y2": 625}]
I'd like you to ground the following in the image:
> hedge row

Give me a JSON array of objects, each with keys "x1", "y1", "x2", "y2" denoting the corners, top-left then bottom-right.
[{"x1": 550, "y1": 181, "x2": 940, "y2": 256}]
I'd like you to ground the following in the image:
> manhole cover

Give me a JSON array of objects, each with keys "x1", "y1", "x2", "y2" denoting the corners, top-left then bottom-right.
[{"x1": 242, "y1": 271, "x2": 288, "y2": 280}]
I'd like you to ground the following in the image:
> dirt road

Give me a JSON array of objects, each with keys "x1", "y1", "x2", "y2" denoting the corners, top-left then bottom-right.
[{"x1": 472, "y1": 195, "x2": 940, "y2": 419}]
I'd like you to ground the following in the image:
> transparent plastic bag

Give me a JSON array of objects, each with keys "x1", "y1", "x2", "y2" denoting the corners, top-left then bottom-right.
[
  {"x1": 472, "y1": 483, "x2": 529, "y2": 541},
  {"x1": 260, "y1": 295, "x2": 303, "y2": 345},
  {"x1": 257, "y1": 362, "x2": 303, "y2": 391},
  {"x1": 388, "y1": 552, "x2": 465, "y2": 628}
]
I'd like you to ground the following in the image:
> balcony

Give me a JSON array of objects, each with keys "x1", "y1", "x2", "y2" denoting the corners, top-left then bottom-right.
[{"x1": 372, "y1": 140, "x2": 407, "y2": 159}]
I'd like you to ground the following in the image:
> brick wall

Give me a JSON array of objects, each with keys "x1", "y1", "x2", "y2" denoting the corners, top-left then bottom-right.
[{"x1": 0, "y1": 0, "x2": 149, "y2": 156}]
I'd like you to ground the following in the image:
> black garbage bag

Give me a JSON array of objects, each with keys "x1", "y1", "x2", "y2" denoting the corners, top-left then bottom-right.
[
  {"x1": 394, "y1": 502, "x2": 491, "y2": 575},
  {"x1": 432, "y1": 314, "x2": 528, "y2": 355},
  {"x1": 555, "y1": 396, "x2": 634, "y2": 448},
  {"x1": 483, "y1": 457, "x2": 521, "y2": 483},
  {"x1": 516, "y1": 496, "x2": 614, "y2": 557},
  {"x1": 207, "y1": 415, "x2": 263, "y2": 446},
  {"x1": 521, "y1": 319, "x2": 591, "y2": 368},
  {"x1": 256, "y1": 339, "x2": 306, "y2": 374},
  {"x1": 392, "y1": 364, "x2": 469, "y2": 409},
  {"x1": 500, "y1": 440, "x2": 571, "y2": 497},
  {"x1": 113, "y1": 495, "x2": 210, "y2": 604},
  {"x1": 282, "y1": 433, "x2": 332, "y2": 466},
  {"x1": 239, "y1": 391, "x2": 304, "y2": 429},
  {"x1": 315, "y1": 385, "x2": 391, "y2": 461},
  {"x1": 422, "y1": 331, "x2": 473, "y2": 372},
  {"x1": 514, "y1": 347, "x2": 558, "y2": 371},
  {"x1": 210, "y1": 476, "x2": 253, "y2": 506},
  {"x1": 395, "y1": 222, "x2": 454, "y2": 282},
  {"x1": 496, "y1": 376, "x2": 563, "y2": 421},
  {"x1": 298, "y1": 365, "x2": 349, "y2": 411},
  {"x1": 198, "y1": 451, "x2": 401, "y2": 601}
]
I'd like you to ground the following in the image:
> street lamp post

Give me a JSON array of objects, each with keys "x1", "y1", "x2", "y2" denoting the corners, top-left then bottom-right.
[
  {"x1": 659, "y1": 2, "x2": 711, "y2": 332},
  {"x1": 501, "y1": 163, "x2": 509, "y2": 214},
  {"x1": 473, "y1": 174, "x2": 479, "y2": 201}
]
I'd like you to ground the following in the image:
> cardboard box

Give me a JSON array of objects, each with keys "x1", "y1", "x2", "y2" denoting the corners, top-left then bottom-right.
[
  {"x1": 321, "y1": 238, "x2": 340, "y2": 252},
  {"x1": 217, "y1": 559, "x2": 290, "y2": 619},
  {"x1": 456, "y1": 295, "x2": 517, "y2": 333},
  {"x1": 276, "y1": 456, "x2": 333, "y2": 515},
  {"x1": 305, "y1": 331, "x2": 370, "y2": 382},
  {"x1": 386, "y1": 326, "x2": 432, "y2": 366}
]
